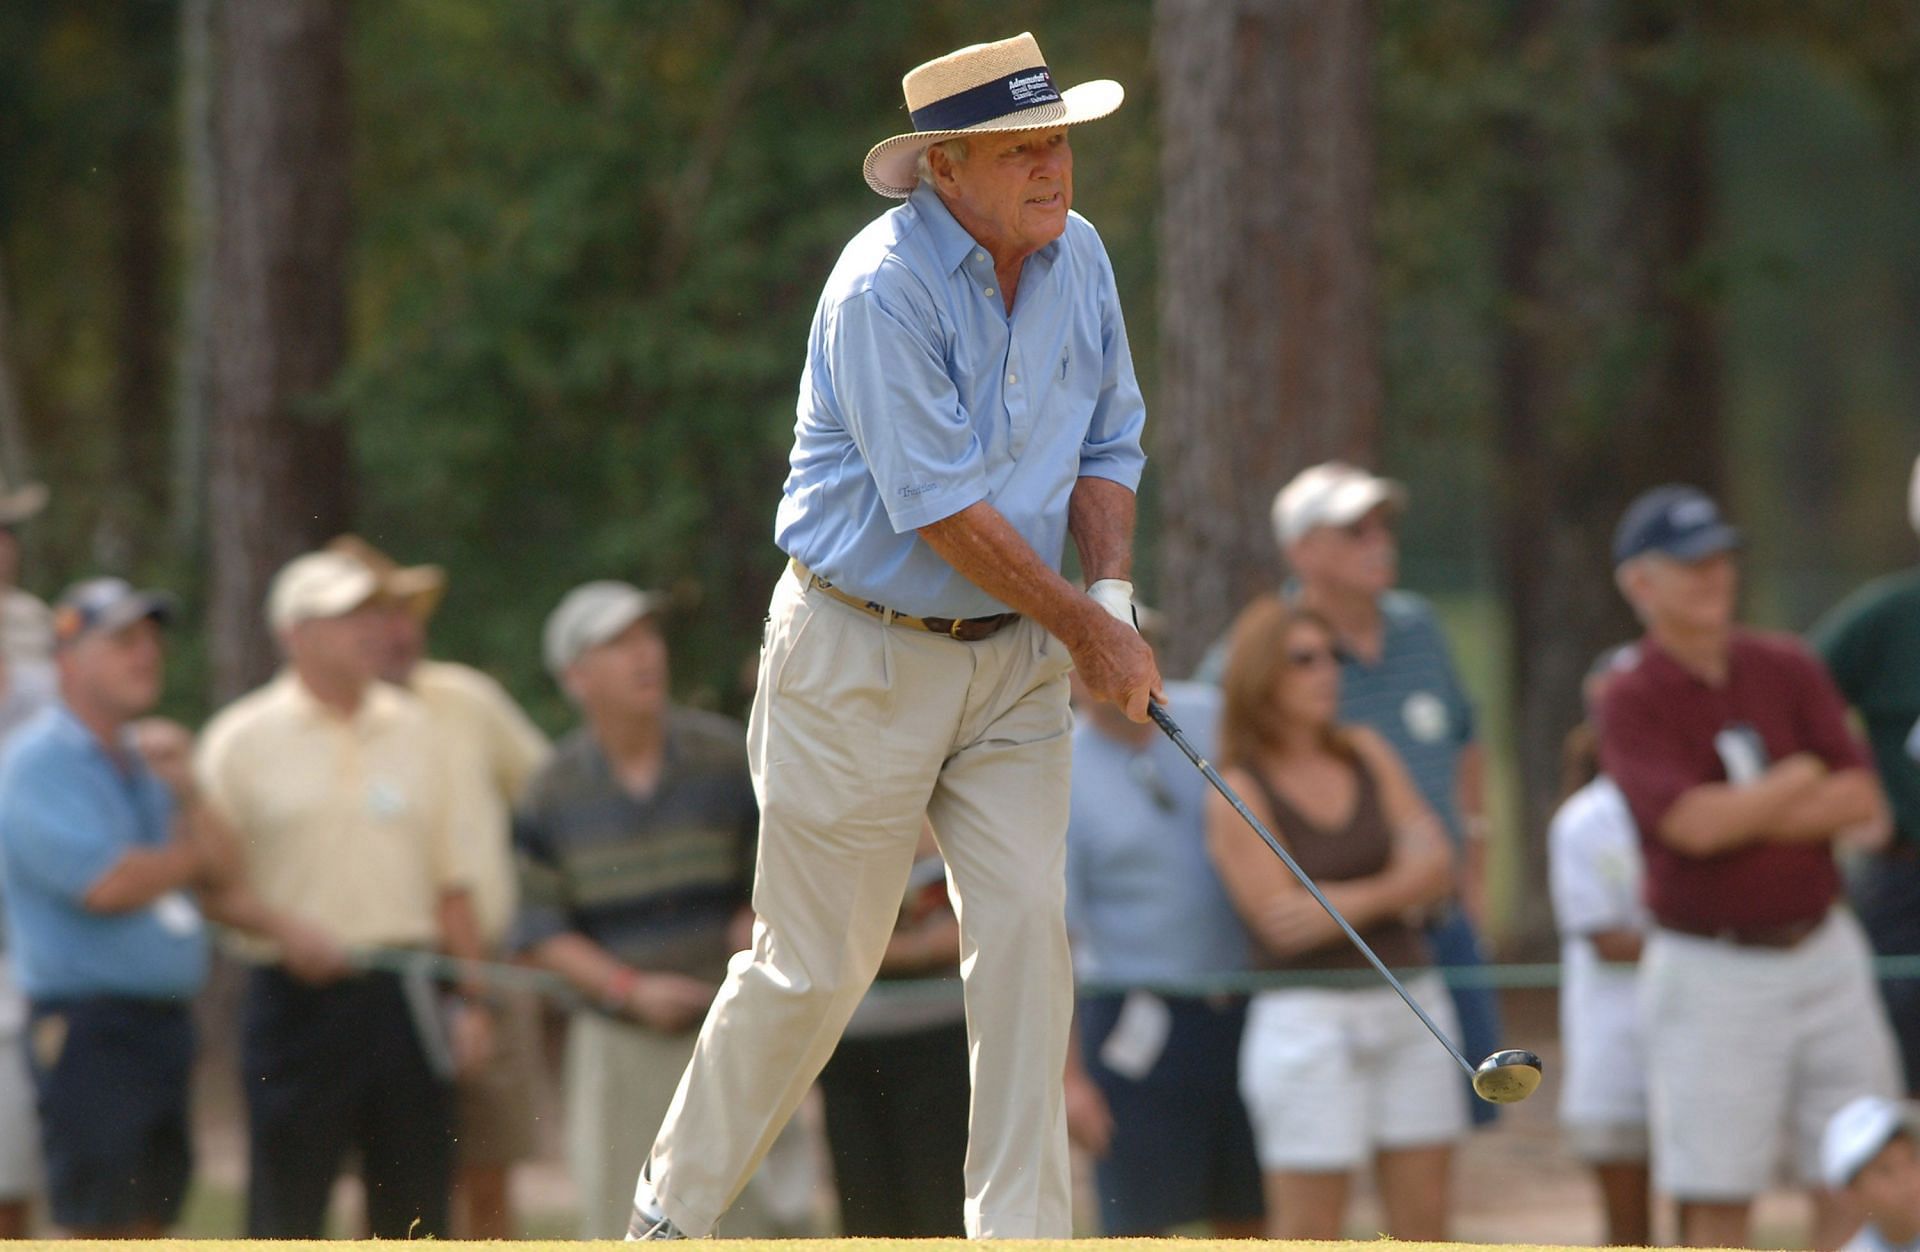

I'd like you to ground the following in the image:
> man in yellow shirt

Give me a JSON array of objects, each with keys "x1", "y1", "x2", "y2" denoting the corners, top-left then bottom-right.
[
  {"x1": 195, "y1": 549, "x2": 492, "y2": 1240},
  {"x1": 327, "y1": 535, "x2": 551, "y2": 1238}
]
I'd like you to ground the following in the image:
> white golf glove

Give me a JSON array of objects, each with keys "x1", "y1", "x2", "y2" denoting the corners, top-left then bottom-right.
[{"x1": 1087, "y1": 579, "x2": 1138, "y2": 631}]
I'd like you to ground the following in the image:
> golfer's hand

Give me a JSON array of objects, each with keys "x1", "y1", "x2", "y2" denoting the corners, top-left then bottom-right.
[
  {"x1": 624, "y1": 971, "x2": 717, "y2": 1035},
  {"x1": 1064, "y1": 1068, "x2": 1114, "y2": 1158},
  {"x1": 1069, "y1": 612, "x2": 1163, "y2": 723}
]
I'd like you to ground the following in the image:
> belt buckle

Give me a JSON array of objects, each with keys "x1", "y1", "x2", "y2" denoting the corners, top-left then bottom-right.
[{"x1": 949, "y1": 617, "x2": 967, "y2": 640}]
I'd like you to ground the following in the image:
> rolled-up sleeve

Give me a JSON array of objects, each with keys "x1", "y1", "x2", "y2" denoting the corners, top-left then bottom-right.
[
  {"x1": 826, "y1": 282, "x2": 989, "y2": 533},
  {"x1": 1077, "y1": 246, "x2": 1147, "y2": 490}
]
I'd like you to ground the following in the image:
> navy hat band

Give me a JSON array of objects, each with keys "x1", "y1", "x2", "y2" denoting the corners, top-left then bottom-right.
[{"x1": 909, "y1": 66, "x2": 1060, "y2": 132}]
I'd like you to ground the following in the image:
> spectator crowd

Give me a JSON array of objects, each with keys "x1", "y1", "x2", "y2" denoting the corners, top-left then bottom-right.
[{"x1": 0, "y1": 452, "x2": 1917, "y2": 1245}]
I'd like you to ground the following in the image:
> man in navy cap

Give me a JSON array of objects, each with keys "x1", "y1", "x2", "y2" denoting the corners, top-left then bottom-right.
[{"x1": 1597, "y1": 485, "x2": 1901, "y2": 1249}]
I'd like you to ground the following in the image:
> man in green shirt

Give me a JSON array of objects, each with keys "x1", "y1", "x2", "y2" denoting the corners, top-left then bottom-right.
[{"x1": 1812, "y1": 456, "x2": 1920, "y2": 1096}]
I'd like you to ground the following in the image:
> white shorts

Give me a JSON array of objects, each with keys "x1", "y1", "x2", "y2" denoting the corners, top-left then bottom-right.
[
  {"x1": 0, "y1": 1029, "x2": 39, "y2": 1200},
  {"x1": 1641, "y1": 908, "x2": 1900, "y2": 1199},
  {"x1": 1240, "y1": 973, "x2": 1468, "y2": 1172},
  {"x1": 1563, "y1": 1120, "x2": 1650, "y2": 1165}
]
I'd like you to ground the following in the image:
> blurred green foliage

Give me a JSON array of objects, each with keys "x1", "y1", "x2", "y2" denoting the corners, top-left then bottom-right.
[{"x1": 0, "y1": 0, "x2": 1917, "y2": 734}]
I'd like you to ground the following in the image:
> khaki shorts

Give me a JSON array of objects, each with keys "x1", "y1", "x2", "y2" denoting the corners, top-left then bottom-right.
[
  {"x1": 1240, "y1": 974, "x2": 1467, "y2": 1172},
  {"x1": 454, "y1": 991, "x2": 543, "y2": 1168},
  {"x1": 1642, "y1": 909, "x2": 1900, "y2": 1198}
]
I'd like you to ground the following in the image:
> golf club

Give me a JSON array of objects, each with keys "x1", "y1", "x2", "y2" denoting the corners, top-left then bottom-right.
[{"x1": 1147, "y1": 700, "x2": 1543, "y2": 1104}]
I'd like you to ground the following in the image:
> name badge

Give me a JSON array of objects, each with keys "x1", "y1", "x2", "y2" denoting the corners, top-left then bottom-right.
[
  {"x1": 1714, "y1": 724, "x2": 1770, "y2": 786},
  {"x1": 367, "y1": 779, "x2": 409, "y2": 819},
  {"x1": 1098, "y1": 990, "x2": 1172, "y2": 1081},
  {"x1": 152, "y1": 891, "x2": 203, "y2": 938}
]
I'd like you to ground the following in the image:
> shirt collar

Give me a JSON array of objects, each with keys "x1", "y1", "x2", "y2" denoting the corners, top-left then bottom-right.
[
  {"x1": 276, "y1": 669, "x2": 402, "y2": 730},
  {"x1": 907, "y1": 181, "x2": 1065, "y2": 277},
  {"x1": 47, "y1": 700, "x2": 141, "y2": 772},
  {"x1": 1635, "y1": 631, "x2": 1743, "y2": 689}
]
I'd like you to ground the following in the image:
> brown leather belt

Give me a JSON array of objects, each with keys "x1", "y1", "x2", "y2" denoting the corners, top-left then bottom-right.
[
  {"x1": 1661, "y1": 914, "x2": 1825, "y2": 949},
  {"x1": 791, "y1": 560, "x2": 1018, "y2": 642}
]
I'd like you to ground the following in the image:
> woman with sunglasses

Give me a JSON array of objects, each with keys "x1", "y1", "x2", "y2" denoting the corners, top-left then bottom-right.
[{"x1": 1211, "y1": 596, "x2": 1465, "y2": 1240}]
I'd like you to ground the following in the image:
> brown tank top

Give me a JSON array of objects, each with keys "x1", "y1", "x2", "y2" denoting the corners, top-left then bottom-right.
[{"x1": 1244, "y1": 752, "x2": 1430, "y2": 973}]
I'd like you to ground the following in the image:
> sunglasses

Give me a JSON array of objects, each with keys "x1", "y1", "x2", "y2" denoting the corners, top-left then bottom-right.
[{"x1": 1337, "y1": 514, "x2": 1395, "y2": 541}]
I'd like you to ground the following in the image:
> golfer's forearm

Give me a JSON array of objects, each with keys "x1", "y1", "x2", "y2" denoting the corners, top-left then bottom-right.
[
  {"x1": 919, "y1": 501, "x2": 1104, "y2": 645},
  {"x1": 1761, "y1": 770, "x2": 1886, "y2": 842},
  {"x1": 1067, "y1": 476, "x2": 1135, "y2": 585}
]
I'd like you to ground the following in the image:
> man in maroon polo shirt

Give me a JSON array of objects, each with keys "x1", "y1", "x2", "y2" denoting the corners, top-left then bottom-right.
[{"x1": 1598, "y1": 484, "x2": 1901, "y2": 1250}]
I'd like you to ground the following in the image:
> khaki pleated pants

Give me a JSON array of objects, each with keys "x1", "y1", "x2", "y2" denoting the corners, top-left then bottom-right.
[{"x1": 644, "y1": 563, "x2": 1077, "y2": 1238}]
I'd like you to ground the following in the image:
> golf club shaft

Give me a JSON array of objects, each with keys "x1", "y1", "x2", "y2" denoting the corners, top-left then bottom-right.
[{"x1": 1147, "y1": 701, "x2": 1477, "y2": 1081}]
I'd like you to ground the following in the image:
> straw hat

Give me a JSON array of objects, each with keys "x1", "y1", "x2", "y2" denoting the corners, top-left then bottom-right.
[
  {"x1": 863, "y1": 32, "x2": 1123, "y2": 198},
  {"x1": 326, "y1": 534, "x2": 447, "y2": 620}
]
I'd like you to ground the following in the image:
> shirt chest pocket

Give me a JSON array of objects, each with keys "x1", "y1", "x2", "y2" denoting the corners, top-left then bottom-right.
[{"x1": 1047, "y1": 327, "x2": 1105, "y2": 443}]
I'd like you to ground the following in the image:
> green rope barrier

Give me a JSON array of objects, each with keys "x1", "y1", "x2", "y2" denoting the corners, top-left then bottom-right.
[{"x1": 345, "y1": 946, "x2": 1920, "y2": 1008}]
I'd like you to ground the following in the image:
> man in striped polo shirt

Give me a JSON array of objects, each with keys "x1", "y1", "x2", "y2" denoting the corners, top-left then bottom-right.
[
  {"x1": 510, "y1": 582, "x2": 811, "y2": 1239},
  {"x1": 1196, "y1": 462, "x2": 1500, "y2": 1124}
]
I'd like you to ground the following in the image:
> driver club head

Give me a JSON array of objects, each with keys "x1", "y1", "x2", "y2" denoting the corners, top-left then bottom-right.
[{"x1": 1471, "y1": 1049, "x2": 1543, "y2": 1104}]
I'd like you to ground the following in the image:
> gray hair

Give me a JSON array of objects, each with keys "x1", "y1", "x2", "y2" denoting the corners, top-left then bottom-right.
[{"x1": 915, "y1": 137, "x2": 971, "y2": 187}]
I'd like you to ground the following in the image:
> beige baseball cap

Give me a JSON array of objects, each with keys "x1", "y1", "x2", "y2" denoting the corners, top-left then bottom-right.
[
  {"x1": 543, "y1": 581, "x2": 665, "y2": 676},
  {"x1": 327, "y1": 534, "x2": 447, "y2": 620},
  {"x1": 267, "y1": 550, "x2": 381, "y2": 632},
  {"x1": 1271, "y1": 461, "x2": 1408, "y2": 547}
]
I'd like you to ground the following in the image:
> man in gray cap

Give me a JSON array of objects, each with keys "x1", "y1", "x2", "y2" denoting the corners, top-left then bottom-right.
[{"x1": 511, "y1": 582, "x2": 810, "y2": 1239}]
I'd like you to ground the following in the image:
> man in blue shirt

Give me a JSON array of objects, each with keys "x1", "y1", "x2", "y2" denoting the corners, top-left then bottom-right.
[
  {"x1": 0, "y1": 579, "x2": 339, "y2": 1237},
  {"x1": 633, "y1": 33, "x2": 1160, "y2": 1242},
  {"x1": 1063, "y1": 660, "x2": 1264, "y2": 1237}
]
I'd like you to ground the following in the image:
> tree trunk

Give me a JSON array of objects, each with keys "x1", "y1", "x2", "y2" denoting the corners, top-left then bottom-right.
[
  {"x1": 0, "y1": 254, "x2": 35, "y2": 496},
  {"x1": 1495, "y1": 0, "x2": 1723, "y2": 950},
  {"x1": 208, "y1": 0, "x2": 353, "y2": 702},
  {"x1": 102, "y1": 0, "x2": 177, "y2": 572},
  {"x1": 172, "y1": 0, "x2": 218, "y2": 560},
  {"x1": 1154, "y1": 0, "x2": 1380, "y2": 675}
]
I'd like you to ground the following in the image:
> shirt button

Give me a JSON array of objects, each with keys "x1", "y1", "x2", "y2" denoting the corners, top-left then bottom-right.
[
  {"x1": 984, "y1": 287, "x2": 995, "y2": 298},
  {"x1": 1007, "y1": 373, "x2": 1018, "y2": 384},
  {"x1": 976, "y1": 252, "x2": 987, "y2": 262}
]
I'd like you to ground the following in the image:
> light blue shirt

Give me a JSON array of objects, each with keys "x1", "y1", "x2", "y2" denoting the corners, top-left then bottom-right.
[
  {"x1": 775, "y1": 182, "x2": 1148, "y2": 618},
  {"x1": 0, "y1": 704, "x2": 208, "y2": 1001},
  {"x1": 1065, "y1": 683, "x2": 1251, "y2": 984}
]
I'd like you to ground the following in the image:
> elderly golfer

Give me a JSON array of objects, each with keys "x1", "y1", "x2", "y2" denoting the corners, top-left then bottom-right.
[{"x1": 630, "y1": 31, "x2": 1159, "y2": 1241}]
